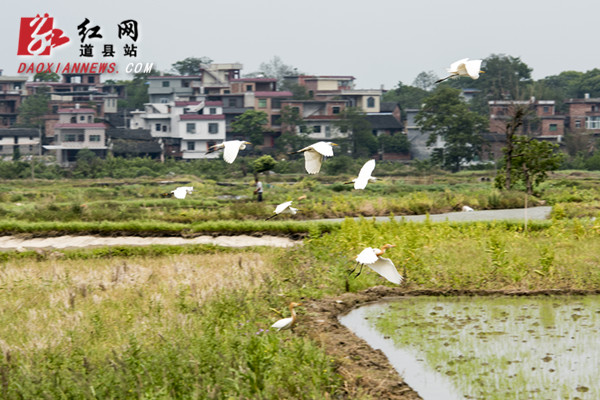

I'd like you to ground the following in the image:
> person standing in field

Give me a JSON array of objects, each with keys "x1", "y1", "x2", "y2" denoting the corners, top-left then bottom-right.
[{"x1": 254, "y1": 178, "x2": 263, "y2": 202}]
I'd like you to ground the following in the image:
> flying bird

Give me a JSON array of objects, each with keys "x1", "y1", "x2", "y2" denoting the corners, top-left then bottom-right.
[
  {"x1": 271, "y1": 302, "x2": 302, "y2": 331},
  {"x1": 171, "y1": 186, "x2": 193, "y2": 199},
  {"x1": 266, "y1": 195, "x2": 307, "y2": 221},
  {"x1": 435, "y1": 58, "x2": 484, "y2": 84},
  {"x1": 346, "y1": 159, "x2": 377, "y2": 189},
  {"x1": 352, "y1": 244, "x2": 403, "y2": 284},
  {"x1": 206, "y1": 140, "x2": 251, "y2": 163},
  {"x1": 291, "y1": 141, "x2": 338, "y2": 174}
]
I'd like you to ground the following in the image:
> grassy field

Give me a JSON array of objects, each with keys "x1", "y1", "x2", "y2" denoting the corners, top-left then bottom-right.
[{"x1": 0, "y1": 170, "x2": 599, "y2": 398}]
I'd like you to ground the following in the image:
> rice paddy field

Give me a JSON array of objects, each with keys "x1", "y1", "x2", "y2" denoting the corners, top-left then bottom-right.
[{"x1": 0, "y1": 169, "x2": 599, "y2": 398}]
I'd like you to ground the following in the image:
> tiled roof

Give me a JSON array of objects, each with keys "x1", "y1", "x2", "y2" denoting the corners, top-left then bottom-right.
[
  {"x1": 180, "y1": 114, "x2": 225, "y2": 120},
  {"x1": 254, "y1": 91, "x2": 293, "y2": 97},
  {"x1": 58, "y1": 108, "x2": 96, "y2": 114},
  {"x1": 366, "y1": 114, "x2": 402, "y2": 129},
  {"x1": 0, "y1": 128, "x2": 39, "y2": 137},
  {"x1": 55, "y1": 123, "x2": 106, "y2": 129}
]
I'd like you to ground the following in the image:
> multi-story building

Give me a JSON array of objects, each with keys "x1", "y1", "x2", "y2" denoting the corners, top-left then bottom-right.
[
  {"x1": 0, "y1": 128, "x2": 42, "y2": 159},
  {"x1": 146, "y1": 75, "x2": 203, "y2": 103},
  {"x1": 130, "y1": 99, "x2": 226, "y2": 159},
  {"x1": 48, "y1": 106, "x2": 107, "y2": 165},
  {"x1": 200, "y1": 63, "x2": 242, "y2": 95},
  {"x1": 489, "y1": 98, "x2": 565, "y2": 140},
  {"x1": 0, "y1": 72, "x2": 28, "y2": 128},
  {"x1": 565, "y1": 94, "x2": 600, "y2": 134}
]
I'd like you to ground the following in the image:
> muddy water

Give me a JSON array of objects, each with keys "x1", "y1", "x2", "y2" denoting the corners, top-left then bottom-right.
[{"x1": 340, "y1": 296, "x2": 600, "y2": 400}]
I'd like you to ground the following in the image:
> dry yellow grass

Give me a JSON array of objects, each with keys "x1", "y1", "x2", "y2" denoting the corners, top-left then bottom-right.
[{"x1": 0, "y1": 252, "x2": 273, "y2": 354}]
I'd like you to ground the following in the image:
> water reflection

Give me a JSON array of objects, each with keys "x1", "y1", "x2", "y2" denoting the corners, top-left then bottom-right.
[{"x1": 339, "y1": 296, "x2": 600, "y2": 400}]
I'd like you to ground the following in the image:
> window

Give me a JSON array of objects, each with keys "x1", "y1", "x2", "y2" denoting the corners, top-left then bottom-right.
[
  {"x1": 162, "y1": 81, "x2": 170, "y2": 87},
  {"x1": 272, "y1": 98, "x2": 282, "y2": 109},
  {"x1": 367, "y1": 97, "x2": 375, "y2": 108},
  {"x1": 549, "y1": 124, "x2": 557, "y2": 132},
  {"x1": 186, "y1": 123, "x2": 196, "y2": 133},
  {"x1": 325, "y1": 125, "x2": 331, "y2": 138},
  {"x1": 89, "y1": 135, "x2": 101, "y2": 142},
  {"x1": 271, "y1": 115, "x2": 281, "y2": 125},
  {"x1": 313, "y1": 125, "x2": 321, "y2": 133},
  {"x1": 79, "y1": 115, "x2": 85, "y2": 121},
  {"x1": 160, "y1": 98, "x2": 169, "y2": 103},
  {"x1": 88, "y1": 76, "x2": 95, "y2": 83},
  {"x1": 65, "y1": 134, "x2": 76, "y2": 142},
  {"x1": 543, "y1": 106, "x2": 549, "y2": 113},
  {"x1": 223, "y1": 89, "x2": 230, "y2": 94},
  {"x1": 78, "y1": 134, "x2": 84, "y2": 142},
  {"x1": 228, "y1": 98, "x2": 237, "y2": 107},
  {"x1": 300, "y1": 126, "x2": 307, "y2": 133},
  {"x1": 155, "y1": 123, "x2": 161, "y2": 131},
  {"x1": 332, "y1": 106, "x2": 340, "y2": 114},
  {"x1": 162, "y1": 125, "x2": 167, "y2": 132},
  {"x1": 208, "y1": 123, "x2": 219, "y2": 134},
  {"x1": 187, "y1": 141, "x2": 195, "y2": 151},
  {"x1": 258, "y1": 99, "x2": 267, "y2": 108},
  {"x1": 209, "y1": 108, "x2": 217, "y2": 115},
  {"x1": 586, "y1": 116, "x2": 600, "y2": 129},
  {"x1": 575, "y1": 120, "x2": 581, "y2": 128},
  {"x1": 207, "y1": 141, "x2": 216, "y2": 151},
  {"x1": 88, "y1": 115, "x2": 92, "y2": 123},
  {"x1": 246, "y1": 85, "x2": 253, "y2": 92}
]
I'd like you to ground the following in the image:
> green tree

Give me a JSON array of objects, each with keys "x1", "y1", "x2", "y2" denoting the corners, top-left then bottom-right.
[
  {"x1": 382, "y1": 82, "x2": 429, "y2": 121},
  {"x1": 73, "y1": 149, "x2": 101, "y2": 178},
  {"x1": 511, "y1": 138, "x2": 564, "y2": 195},
  {"x1": 171, "y1": 56, "x2": 212, "y2": 75},
  {"x1": 379, "y1": 134, "x2": 410, "y2": 154},
  {"x1": 415, "y1": 86, "x2": 488, "y2": 172},
  {"x1": 446, "y1": 54, "x2": 533, "y2": 115},
  {"x1": 247, "y1": 56, "x2": 301, "y2": 89},
  {"x1": 17, "y1": 86, "x2": 50, "y2": 128},
  {"x1": 252, "y1": 155, "x2": 277, "y2": 174},
  {"x1": 33, "y1": 71, "x2": 60, "y2": 82},
  {"x1": 231, "y1": 110, "x2": 269, "y2": 147},
  {"x1": 412, "y1": 71, "x2": 439, "y2": 91},
  {"x1": 275, "y1": 106, "x2": 310, "y2": 152},
  {"x1": 335, "y1": 107, "x2": 377, "y2": 158}
]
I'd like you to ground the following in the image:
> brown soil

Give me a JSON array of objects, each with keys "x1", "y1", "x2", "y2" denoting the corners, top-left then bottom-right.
[{"x1": 296, "y1": 286, "x2": 600, "y2": 400}]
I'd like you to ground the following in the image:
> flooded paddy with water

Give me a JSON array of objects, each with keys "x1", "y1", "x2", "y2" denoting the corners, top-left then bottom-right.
[{"x1": 340, "y1": 295, "x2": 600, "y2": 399}]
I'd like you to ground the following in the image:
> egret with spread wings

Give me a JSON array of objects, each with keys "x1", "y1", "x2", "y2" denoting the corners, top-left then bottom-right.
[
  {"x1": 291, "y1": 141, "x2": 338, "y2": 174},
  {"x1": 346, "y1": 159, "x2": 377, "y2": 189},
  {"x1": 435, "y1": 58, "x2": 484, "y2": 84},
  {"x1": 206, "y1": 140, "x2": 251, "y2": 163},
  {"x1": 352, "y1": 244, "x2": 403, "y2": 284}
]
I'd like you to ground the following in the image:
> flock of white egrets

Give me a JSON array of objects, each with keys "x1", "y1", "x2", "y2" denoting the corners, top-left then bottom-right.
[{"x1": 170, "y1": 58, "x2": 484, "y2": 331}]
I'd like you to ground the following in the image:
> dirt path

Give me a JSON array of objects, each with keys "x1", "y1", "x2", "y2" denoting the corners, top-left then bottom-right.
[{"x1": 0, "y1": 234, "x2": 300, "y2": 251}]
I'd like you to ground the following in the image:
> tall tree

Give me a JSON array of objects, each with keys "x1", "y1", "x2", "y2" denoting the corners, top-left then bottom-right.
[
  {"x1": 171, "y1": 56, "x2": 212, "y2": 75},
  {"x1": 231, "y1": 110, "x2": 269, "y2": 147},
  {"x1": 17, "y1": 86, "x2": 50, "y2": 128},
  {"x1": 412, "y1": 71, "x2": 439, "y2": 92},
  {"x1": 33, "y1": 71, "x2": 60, "y2": 82},
  {"x1": 334, "y1": 107, "x2": 377, "y2": 157},
  {"x1": 248, "y1": 56, "x2": 302, "y2": 89},
  {"x1": 511, "y1": 137, "x2": 564, "y2": 195},
  {"x1": 382, "y1": 82, "x2": 429, "y2": 121},
  {"x1": 276, "y1": 106, "x2": 309, "y2": 152},
  {"x1": 415, "y1": 86, "x2": 488, "y2": 172}
]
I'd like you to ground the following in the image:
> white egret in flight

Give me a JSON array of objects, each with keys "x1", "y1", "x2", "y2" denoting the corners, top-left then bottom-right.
[
  {"x1": 435, "y1": 58, "x2": 484, "y2": 83},
  {"x1": 346, "y1": 159, "x2": 377, "y2": 189},
  {"x1": 291, "y1": 141, "x2": 338, "y2": 174},
  {"x1": 171, "y1": 186, "x2": 193, "y2": 199},
  {"x1": 271, "y1": 302, "x2": 302, "y2": 331},
  {"x1": 206, "y1": 140, "x2": 251, "y2": 163},
  {"x1": 352, "y1": 244, "x2": 403, "y2": 284},
  {"x1": 266, "y1": 195, "x2": 307, "y2": 221}
]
